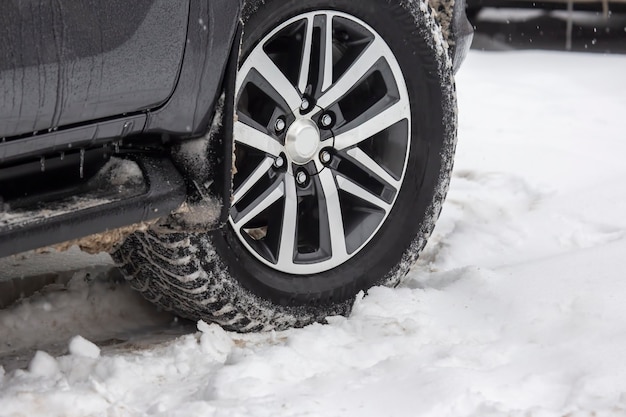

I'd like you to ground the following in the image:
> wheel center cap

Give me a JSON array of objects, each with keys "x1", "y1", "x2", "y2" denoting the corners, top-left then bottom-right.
[{"x1": 285, "y1": 119, "x2": 320, "y2": 165}]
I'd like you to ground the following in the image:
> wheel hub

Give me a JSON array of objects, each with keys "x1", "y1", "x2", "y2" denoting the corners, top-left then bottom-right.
[{"x1": 285, "y1": 118, "x2": 321, "y2": 165}]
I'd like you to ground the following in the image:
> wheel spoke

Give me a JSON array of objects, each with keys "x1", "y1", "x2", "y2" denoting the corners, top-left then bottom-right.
[
  {"x1": 237, "y1": 48, "x2": 302, "y2": 110},
  {"x1": 336, "y1": 175, "x2": 391, "y2": 213},
  {"x1": 346, "y1": 147, "x2": 401, "y2": 191},
  {"x1": 321, "y1": 14, "x2": 334, "y2": 93},
  {"x1": 233, "y1": 157, "x2": 275, "y2": 205},
  {"x1": 232, "y1": 179, "x2": 285, "y2": 228},
  {"x1": 298, "y1": 16, "x2": 314, "y2": 95},
  {"x1": 277, "y1": 175, "x2": 298, "y2": 267},
  {"x1": 318, "y1": 169, "x2": 348, "y2": 259},
  {"x1": 234, "y1": 121, "x2": 282, "y2": 157},
  {"x1": 333, "y1": 99, "x2": 410, "y2": 151},
  {"x1": 316, "y1": 37, "x2": 384, "y2": 109}
]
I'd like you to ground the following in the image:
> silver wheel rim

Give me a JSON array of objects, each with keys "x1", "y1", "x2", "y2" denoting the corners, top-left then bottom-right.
[{"x1": 230, "y1": 11, "x2": 411, "y2": 275}]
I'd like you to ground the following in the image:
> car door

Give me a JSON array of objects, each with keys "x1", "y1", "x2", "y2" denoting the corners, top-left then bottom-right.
[{"x1": 0, "y1": 0, "x2": 189, "y2": 139}]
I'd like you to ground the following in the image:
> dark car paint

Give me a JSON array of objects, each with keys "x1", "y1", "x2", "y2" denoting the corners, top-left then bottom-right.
[
  {"x1": 0, "y1": 0, "x2": 190, "y2": 138},
  {"x1": 145, "y1": 0, "x2": 241, "y2": 137},
  {"x1": 0, "y1": 0, "x2": 241, "y2": 165}
]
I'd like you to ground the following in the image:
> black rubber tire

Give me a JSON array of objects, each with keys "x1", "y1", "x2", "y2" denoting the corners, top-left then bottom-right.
[{"x1": 112, "y1": 0, "x2": 457, "y2": 332}]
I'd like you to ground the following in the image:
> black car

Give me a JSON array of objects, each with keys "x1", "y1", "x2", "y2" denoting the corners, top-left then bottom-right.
[{"x1": 0, "y1": 0, "x2": 472, "y2": 332}]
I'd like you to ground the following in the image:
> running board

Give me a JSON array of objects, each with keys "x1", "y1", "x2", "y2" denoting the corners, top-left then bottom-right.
[{"x1": 0, "y1": 155, "x2": 187, "y2": 258}]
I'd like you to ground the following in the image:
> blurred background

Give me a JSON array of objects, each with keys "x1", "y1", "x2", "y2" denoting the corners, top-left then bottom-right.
[{"x1": 468, "y1": 3, "x2": 626, "y2": 53}]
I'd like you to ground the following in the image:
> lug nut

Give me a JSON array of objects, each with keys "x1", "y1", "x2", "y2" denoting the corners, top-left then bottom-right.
[
  {"x1": 296, "y1": 170, "x2": 308, "y2": 185},
  {"x1": 320, "y1": 113, "x2": 333, "y2": 127},
  {"x1": 319, "y1": 150, "x2": 332, "y2": 164},
  {"x1": 274, "y1": 117, "x2": 286, "y2": 133},
  {"x1": 274, "y1": 155, "x2": 285, "y2": 168},
  {"x1": 300, "y1": 98, "x2": 311, "y2": 112}
]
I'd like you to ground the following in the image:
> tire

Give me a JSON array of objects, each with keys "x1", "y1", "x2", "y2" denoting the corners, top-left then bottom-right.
[{"x1": 112, "y1": 0, "x2": 457, "y2": 332}]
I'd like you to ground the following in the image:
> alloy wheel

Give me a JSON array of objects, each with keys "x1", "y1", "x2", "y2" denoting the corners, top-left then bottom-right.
[{"x1": 230, "y1": 11, "x2": 411, "y2": 274}]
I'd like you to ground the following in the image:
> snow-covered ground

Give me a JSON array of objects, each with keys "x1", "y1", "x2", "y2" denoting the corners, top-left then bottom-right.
[{"x1": 1, "y1": 49, "x2": 626, "y2": 417}]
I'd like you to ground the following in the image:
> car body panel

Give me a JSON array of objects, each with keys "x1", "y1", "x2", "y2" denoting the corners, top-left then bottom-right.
[
  {"x1": 0, "y1": 0, "x2": 190, "y2": 138},
  {"x1": 145, "y1": 0, "x2": 241, "y2": 138},
  {"x1": 0, "y1": 1, "x2": 241, "y2": 166}
]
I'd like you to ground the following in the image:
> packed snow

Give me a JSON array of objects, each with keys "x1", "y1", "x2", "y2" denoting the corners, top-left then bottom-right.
[{"x1": 1, "y1": 49, "x2": 626, "y2": 417}]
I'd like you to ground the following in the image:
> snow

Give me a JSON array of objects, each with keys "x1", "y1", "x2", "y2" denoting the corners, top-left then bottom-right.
[
  {"x1": 0, "y1": 270, "x2": 175, "y2": 368},
  {"x1": 68, "y1": 336, "x2": 101, "y2": 359},
  {"x1": 28, "y1": 352, "x2": 59, "y2": 378},
  {"x1": 1, "y1": 49, "x2": 626, "y2": 416}
]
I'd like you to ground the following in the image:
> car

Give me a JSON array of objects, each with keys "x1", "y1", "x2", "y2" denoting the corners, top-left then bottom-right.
[{"x1": 0, "y1": 0, "x2": 473, "y2": 332}]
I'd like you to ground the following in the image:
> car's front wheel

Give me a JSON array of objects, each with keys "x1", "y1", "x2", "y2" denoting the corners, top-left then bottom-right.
[{"x1": 113, "y1": 0, "x2": 457, "y2": 332}]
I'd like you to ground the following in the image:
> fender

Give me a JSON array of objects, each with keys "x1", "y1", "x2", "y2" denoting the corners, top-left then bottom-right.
[{"x1": 145, "y1": 0, "x2": 242, "y2": 139}]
